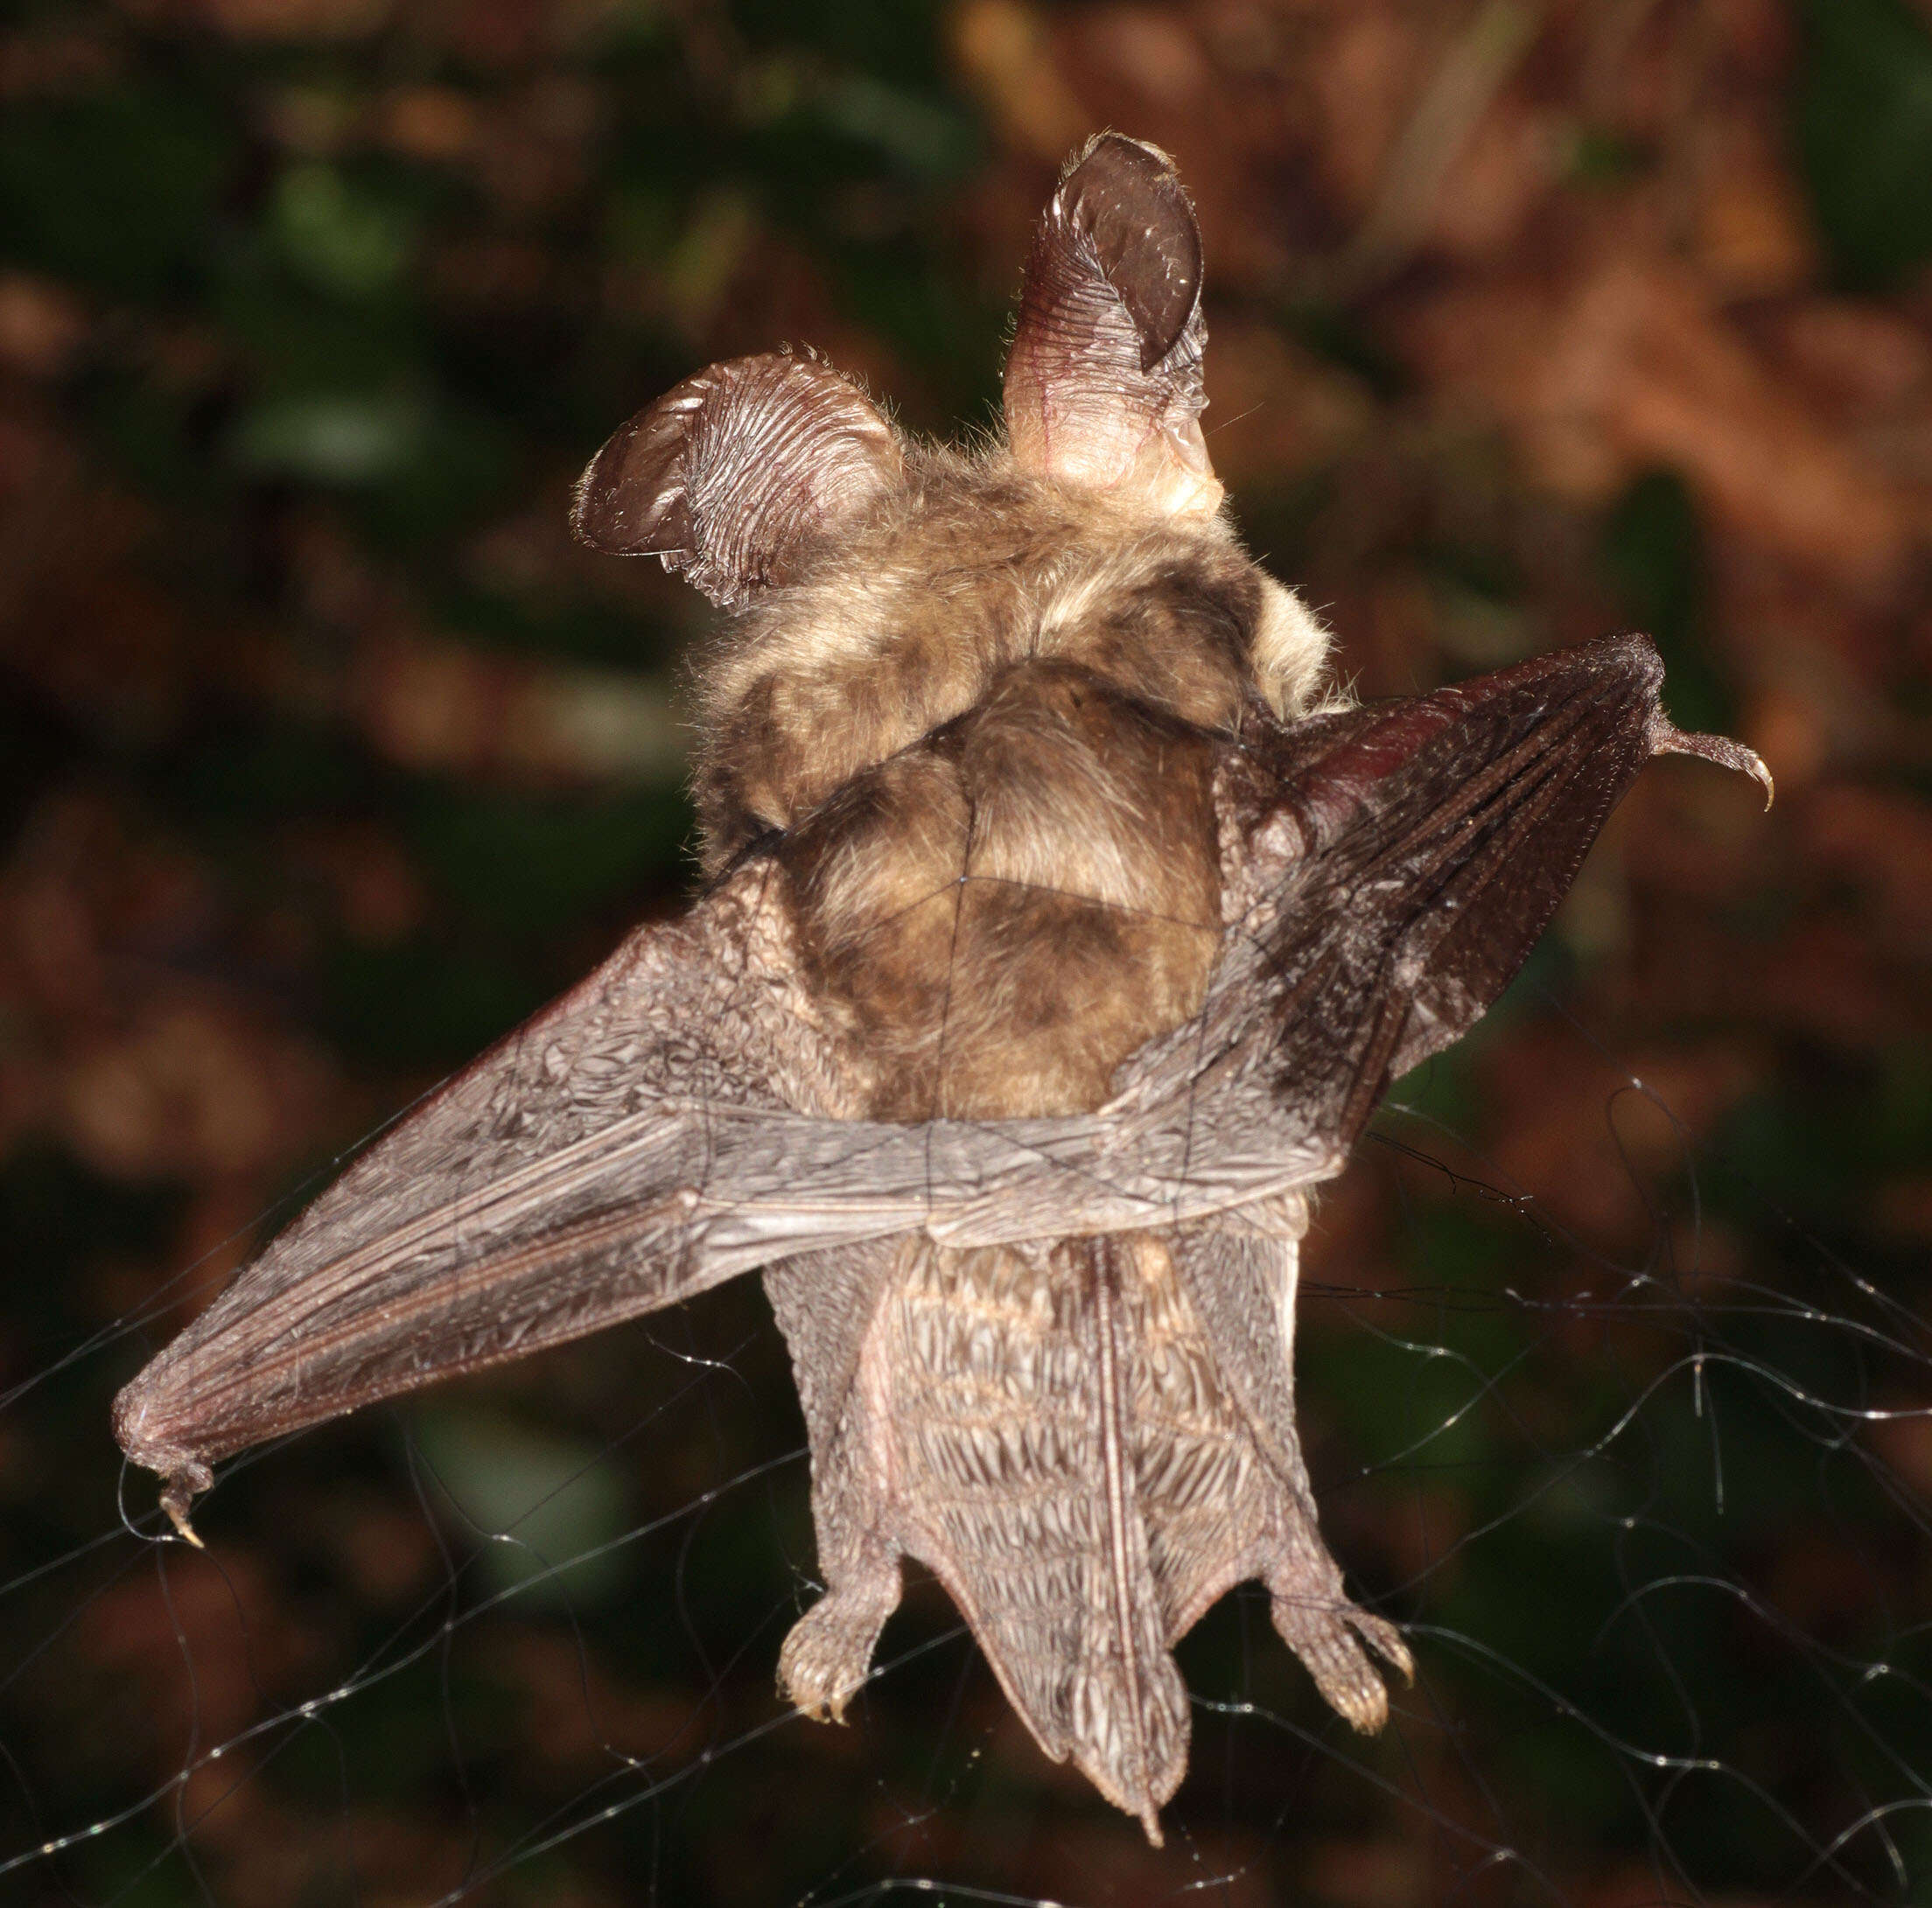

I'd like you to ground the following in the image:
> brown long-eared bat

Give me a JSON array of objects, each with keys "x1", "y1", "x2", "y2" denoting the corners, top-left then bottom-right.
[{"x1": 114, "y1": 133, "x2": 1769, "y2": 1842}]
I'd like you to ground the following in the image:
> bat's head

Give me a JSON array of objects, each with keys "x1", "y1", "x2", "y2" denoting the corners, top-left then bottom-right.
[
  {"x1": 572, "y1": 134, "x2": 1330, "y2": 860},
  {"x1": 570, "y1": 135, "x2": 1225, "y2": 602}
]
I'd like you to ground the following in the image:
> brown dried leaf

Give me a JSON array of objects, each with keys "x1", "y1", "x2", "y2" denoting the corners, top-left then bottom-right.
[{"x1": 1408, "y1": 251, "x2": 1913, "y2": 588}]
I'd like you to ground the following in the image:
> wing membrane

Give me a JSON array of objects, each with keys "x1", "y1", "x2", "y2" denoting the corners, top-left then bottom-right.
[
  {"x1": 1112, "y1": 631, "x2": 1755, "y2": 1165},
  {"x1": 116, "y1": 633, "x2": 1762, "y2": 1529}
]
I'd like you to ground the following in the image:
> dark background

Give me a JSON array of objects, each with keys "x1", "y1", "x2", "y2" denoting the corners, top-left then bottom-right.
[{"x1": 2, "y1": 1, "x2": 1930, "y2": 1903}]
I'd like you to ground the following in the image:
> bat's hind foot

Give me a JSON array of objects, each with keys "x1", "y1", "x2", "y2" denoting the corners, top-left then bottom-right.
[
  {"x1": 778, "y1": 1555, "x2": 901, "y2": 1723},
  {"x1": 1270, "y1": 1583, "x2": 1413, "y2": 1735}
]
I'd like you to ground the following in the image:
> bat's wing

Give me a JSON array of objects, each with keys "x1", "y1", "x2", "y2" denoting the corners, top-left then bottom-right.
[
  {"x1": 1102, "y1": 631, "x2": 1765, "y2": 1776},
  {"x1": 111, "y1": 812, "x2": 1313, "y2": 1535},
  {"x1": 111, "y1": 860, "x2": 879, "y2": 1527},
  {"x1": 1117, "y1": 630, "x2": 1766, "y2": 1726},
  {"x1": 105, "y1": 874, "x2": 1270, "y2": 1534},
  {"x1": 1109, "y1": 629, "x2": 1769, "y2": 1184},
  {"x1": 116, "y1": 633, "x2": 1763, "y2": 1534}
]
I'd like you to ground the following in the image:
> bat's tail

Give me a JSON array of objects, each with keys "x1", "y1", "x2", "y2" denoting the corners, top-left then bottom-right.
[
  {"x1": 887, "y1": 1233, "x2": 1191, "y2": 1842},
  {"x1": 1069, "y1": 1232, "x2": 1193, "y2": 1842}
]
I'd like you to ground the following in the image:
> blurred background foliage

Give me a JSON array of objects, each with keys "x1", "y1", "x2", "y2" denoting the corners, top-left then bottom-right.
[{"x1": 1, "y1": 0, "x2": 1930, "y2": 1903}]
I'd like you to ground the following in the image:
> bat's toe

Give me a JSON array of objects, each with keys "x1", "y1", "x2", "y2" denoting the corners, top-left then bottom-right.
[
  {"x1": 777, "y1": 1562, "x2": 901, "y2": 1724},
  {"x1": 1347, "y1": 1606, "x2": 1415, "y2": 1683},
  {"x1": 1270, "y1": 1590, "x2": 1410, "y2": 1735}
]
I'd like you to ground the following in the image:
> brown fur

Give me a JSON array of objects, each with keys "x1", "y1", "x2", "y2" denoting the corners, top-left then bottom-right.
[
  {"x1": 694, "y1": 449, "x2": 1296, "y2": 858},
  {"x1": 700, "y1": 446, "x2": 1320, "y2": 1121},
  {"x1": 119, "y1": 137, "x2": 1460, "y2": 1839}
]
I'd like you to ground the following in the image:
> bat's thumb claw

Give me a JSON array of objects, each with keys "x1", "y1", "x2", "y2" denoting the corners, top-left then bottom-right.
[
  {"x1": 160, "y1": 1477, "x2": 206, "y2": 1548},
  {"x1": 114, "y1": 1380, "x2": 216, "y2": 1543},
  {"x1": 1649, "y1": 717, "x2": 1774, "y2": 809}
]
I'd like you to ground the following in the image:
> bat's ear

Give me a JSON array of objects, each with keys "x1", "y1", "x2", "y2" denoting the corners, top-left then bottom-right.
[
  {"x1": 571, "y1": 351, "x2": 903, "y2": 609},
  {"x1": 1004, "y1": 133, "x2": 1220, "y2": 520}
]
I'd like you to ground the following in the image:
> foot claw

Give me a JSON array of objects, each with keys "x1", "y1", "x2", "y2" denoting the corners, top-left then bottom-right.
[
  {"x1": 777, "y1": 1570, "x2": 899, "y2": 1723},
  {"x1": 1271, "y1": 1591, "x2": 1410, "y2": 1734}
]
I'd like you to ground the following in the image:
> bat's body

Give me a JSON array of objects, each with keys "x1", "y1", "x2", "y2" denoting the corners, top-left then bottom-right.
[
  {"x1": 709, "y1": 454, "x2": 1323, "y2": 1120},
  {"x1": 700, "y1": 454, "x2": 1361, "y2": 1825},
  {"x1": 114, "y1": 136, "x2": 1768, "y2": 1840}
]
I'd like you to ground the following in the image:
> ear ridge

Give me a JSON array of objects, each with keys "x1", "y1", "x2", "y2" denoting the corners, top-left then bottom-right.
[
  {"x1": 1056, "y1": 132, "x2": 1203, "y2": 374},
  {"x1": 572, "y1": 350, "x2": 902, "y2": 609},
  {"x1": 1004, "y1": 133, "x2": 1219, "y2": 515}
]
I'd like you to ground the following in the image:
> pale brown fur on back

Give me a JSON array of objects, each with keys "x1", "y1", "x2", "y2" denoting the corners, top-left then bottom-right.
[{"x1": 697, "y1": 444, "x2": 1329, "y2": 1122}]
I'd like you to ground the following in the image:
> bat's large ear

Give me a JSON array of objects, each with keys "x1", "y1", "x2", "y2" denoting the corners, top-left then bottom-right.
[
  {"x1": 1003, "y1": 133, "x2": 1219, "y2": 519},
  {"x1": 571, "y1": 351, "x2": 903, "y2": 609}
]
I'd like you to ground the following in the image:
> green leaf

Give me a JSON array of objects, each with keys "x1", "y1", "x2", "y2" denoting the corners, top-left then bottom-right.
[
  {"x1": 272, "y1": 164, "x2": 417, "y2": 301},
  {"x1": 231, "y1": 392, "x2": 428, "y2": 484},
  {"x1": 0, "y1": 88, "x2": 234, "y2": 299},
  {"x1": 1794, "y1": 0, "x2": 1932, "y2": 289}
]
